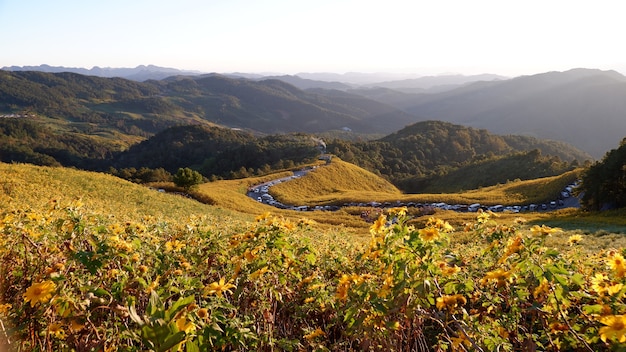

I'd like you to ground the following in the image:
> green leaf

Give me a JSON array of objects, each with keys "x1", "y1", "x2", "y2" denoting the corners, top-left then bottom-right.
[
  {"x1": 583, "y1": 304, "x2": 606, "y2": 315},
  {"x1": 93, "y1": 288, "x2": 110, "y2": 297},
  {"x1": 165, "y1": 295, "x2": 195, "y2": 322},
  {"x1": 148, "y1": 290, "x2": 165, "y2": 318},
  {"x1": 305, "y1": 252, "x2": 317, "y2": 265},
  {"x1": 186, "y1": 340, "x2": 200, "y2": 352},
  {"x1": 571, "y1": 273, "x2": 585, "y2": 287},
  {"x1": 73, "y1": 250, "x2": 102, "y2": 274},
  {"x1": 156, "y1": 331, "x2": 186, "y2": 352}
]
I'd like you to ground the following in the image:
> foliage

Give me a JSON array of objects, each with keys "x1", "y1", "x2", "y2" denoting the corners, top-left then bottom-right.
[
  {"x1": 580, "y1": 138, "x2": 626, "y2": 211},
  {"x1": 173, "y1": 168, "x2": 204, "y2": 191},
  {"x1": 4, "y1": 197, "x2": 626, "y2": 351},
  {"x1": 327, "y1": 121, "x2": 586, "y2": 193},
  {"x1": 112, "y1": 125, "x2": 321, "y2": 178},
  {"x1": 1, "y1": 71, "x2": 591, "y2": 194}
]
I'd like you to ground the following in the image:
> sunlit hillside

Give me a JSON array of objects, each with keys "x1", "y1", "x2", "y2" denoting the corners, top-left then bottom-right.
[
  {"x1": 0, "y1": 162, "x2": 241, "y2": 224},
  {"x1": 4, "y1": 161, "x2": 626, "y2": 351},
  {"x1": 269, "y1": 158, "x2": 400, "y2": 206}
]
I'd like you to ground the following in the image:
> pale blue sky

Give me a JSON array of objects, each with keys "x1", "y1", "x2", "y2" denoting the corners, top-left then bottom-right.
[{"x1": 1, "y1": 0, "x2": 625, "y2": 76}]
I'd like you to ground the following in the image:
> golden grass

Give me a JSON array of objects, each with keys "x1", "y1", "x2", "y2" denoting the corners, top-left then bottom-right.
[
  {"x1": 269, "y1": 159, "x2": 400, "y2": 206},
  {"x1": 0, "y1": 163, "x2": 240, "y2": 224},
  {"x1": 269, "y1": 160, "x2": 580, "y2": 208},
  {"x1": 2, "y1": 161, "x2": 625, "y2": 251}
]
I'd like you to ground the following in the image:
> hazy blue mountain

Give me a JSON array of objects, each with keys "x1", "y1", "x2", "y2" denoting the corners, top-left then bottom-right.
[
  {"x1": 257, "y1": 75, "x2": 351, "y2": 90},
  {"x1": 362, "y1": 73, "x2": 506, "y2": 92},
  {"x1": 2, "y1": 64, "x2": 203, "y2": 81},
  {"x1": 402, "y1": 68, "x2": 626, "y2": 158}
]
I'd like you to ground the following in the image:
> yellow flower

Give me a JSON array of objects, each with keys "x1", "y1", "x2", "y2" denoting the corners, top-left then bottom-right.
[
  {"x1": 304, "y1": 327, "x2": 325, "y2": 341},
  {"x1": 203, "y1": 278, "x2": 236, "y2": 297},
  {"x1": 388, "y1": 207, "x2": 407, "y2": 217},
  {"x1": 304, "y1": 297, "x2": 315, "y2": 304},
  {"x1": 370, "y1": 215, "x2": 387, "y2": 234},
  {"x1": 175, "y1": 315, "x2": 195, "y2": 333},
  {"x1": 281, "y1": 219, "x2": 295, "y2": 231},
  {"x1": 428, "y1": 217, "x2": 454, "y2": 232},
  {"x1": 165, "y1": 240, "x2": 185, "y2": 252},
  {"x1": 250, "y1": 266, "x2": 270, "y2": 280},
  {"x1": 255, "y1": 212, "x2": 271, "y2": 222},
  {"x1": 0, "y1": 303, "x2": 12, "y2": 315},
  {"x1": 530, "y1": 225, "x2": 561, "y2": 237},
  {"x1": 477, "y1": 210, "x2": 491, "y2": 224},
  {"x1": 591, "y1": 273, "x2": 609, "y2": 295},
  {"x1": 145, "y1": 275, "x2": 161, "y2": 294},
  {"x1": 568, "y1": 234, "x2": 583, "y2": 246},
  {"x1": 435, "y1": 294, "x2": 467, "y2": 310},
  {"x1": 197, "y1": 308, "x2": 209, "y2": 320},
  {"x1": 418, "y1": 227, "x2": 440, "y2": 242},
  {"x1": 48, "y1": 322, "x2": 66, "y2": 339},
  {"x1": 608, "y1": 283, "x2": 624, "y2": 296},
  {"x1": 608, "y1": 253, "x2": 626, "y2": 278},
  {"x1": 23, "y1": 280, "x2": 56, "y2": 307},
  {"x1": 180, "y1": 261, "x2": 192, "y2": 270},
  {"x1": 437, "y1": 262, "x2": 461, "y2": 276},
  {"x1": 138, "y1": 265, "x2": 149, "y2": 274},
  {"x1": 599, "y1": 315, "x2": 626, "y2": 343},
  {"x1": 481, "y1": 268, "x2": 512, "y2": 287}
]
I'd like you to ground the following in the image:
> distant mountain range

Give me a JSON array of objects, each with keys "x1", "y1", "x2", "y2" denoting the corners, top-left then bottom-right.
[
  {"x1": 1, "y1": 64, "x2": 204, "y2": 81},
  {"x1": 350, "y1": 68, "x2": 626, "y2": 158},
  {"x1": 1, "y1": 66, "x2": 624, "y2": 158}
]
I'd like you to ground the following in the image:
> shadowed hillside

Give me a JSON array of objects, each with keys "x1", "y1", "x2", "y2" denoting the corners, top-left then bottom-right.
[
  {"x1": 402, "y1": 69, "x2": 626, "y2": 158},
  {"x1": 327, "y1": 121, "x2": 589, "y2": 192}
]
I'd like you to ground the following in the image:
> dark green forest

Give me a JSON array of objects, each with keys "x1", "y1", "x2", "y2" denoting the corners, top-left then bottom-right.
[
  {"x1": 580, "y1": 138, "x2": 626, "y2": 211},
  {"x1": 0, "y1": 69, "x2": 601, "y2": 195}
]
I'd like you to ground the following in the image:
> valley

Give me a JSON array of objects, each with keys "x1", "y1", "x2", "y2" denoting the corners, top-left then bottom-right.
[
  {"x1": 2, "y1": 66, "x2": 626, "y2": 351},
  {"x1": 246, "y1": 162, "x2": 580, "y2": 214}
]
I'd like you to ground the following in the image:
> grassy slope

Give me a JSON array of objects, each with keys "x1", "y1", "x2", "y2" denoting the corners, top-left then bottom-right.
[
  {"x1": 0, "y1": 163, "x2": 242, "y2": 225},
  {"x1": 4, "y1": 161, "x2": 625, "y2": 247},
  {"x1": 270, "y1": 160, "x2": 581, "y2": 207},
  {"x1": 269, "y1": 159, "x2": 401, "y2": 206}
]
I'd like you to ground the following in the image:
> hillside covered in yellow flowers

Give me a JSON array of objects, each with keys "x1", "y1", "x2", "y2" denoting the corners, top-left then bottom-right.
[{"x1": 2, "y1": 162, "x2": 626, "y2": 350}]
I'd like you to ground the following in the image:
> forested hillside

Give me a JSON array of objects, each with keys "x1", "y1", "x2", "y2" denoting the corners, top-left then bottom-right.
[
  {"x1": 111, "y1": 125, "x2": 321, "y2": 178},
  {"x1": 326, "y1": 121, "x2": 588, "y2": 192},
  {"x1": 399, "y1": 69, "x2": 626, "y2": 158}
]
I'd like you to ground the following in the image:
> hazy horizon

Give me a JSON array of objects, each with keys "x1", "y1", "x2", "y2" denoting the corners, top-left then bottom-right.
[{"x1": 2, "y1": 0, "x2": 626, "y2": 77}]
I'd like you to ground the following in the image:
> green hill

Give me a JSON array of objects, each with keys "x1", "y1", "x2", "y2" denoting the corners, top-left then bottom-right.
[{"x1": 327, "y1": 120, "x2": 589, "y2": 192}]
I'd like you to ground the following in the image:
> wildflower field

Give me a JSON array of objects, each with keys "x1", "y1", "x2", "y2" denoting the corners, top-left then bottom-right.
[{"x1": 3, "y1": 163, "x2": 626, "y2": 351}]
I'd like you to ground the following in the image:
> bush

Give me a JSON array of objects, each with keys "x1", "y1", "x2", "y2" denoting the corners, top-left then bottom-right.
[{"x1": 173, "y1": 167, "x2": 203, "y2": 191}]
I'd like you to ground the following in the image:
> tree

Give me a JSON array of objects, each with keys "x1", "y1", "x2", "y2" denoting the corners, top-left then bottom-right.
[
  {"x1": 173, "y1": 167, "x2": 203, "y2": 192},
  {"x1": 580, "y1": 138, "x2": 626, "y2": 211}
]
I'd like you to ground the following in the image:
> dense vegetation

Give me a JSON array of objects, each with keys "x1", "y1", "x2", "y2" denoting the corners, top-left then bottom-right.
[
  {"x1": 327, "y1": 121, "x2": 586, "y2": 193},
  {"x1": 111, "y1": 125, "x2": 322, "y2": 179},
  {"x1": 3, "y1": 162, "x2": 626, "y2": 351},
  {"x1": 580, "y1": 138, "x2": 626, "y2": 211},
  {"x1": 1, "y1": 115, "x2": 587, "y2": 193},
  {"x1": 0, "y1": 70, "x2": 414, "y2": 137}
]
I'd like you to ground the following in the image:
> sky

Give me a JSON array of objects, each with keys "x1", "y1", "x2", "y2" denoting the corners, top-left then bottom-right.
[{"x1": 1, "y1": 0, "x2": 626, "y2": 77}]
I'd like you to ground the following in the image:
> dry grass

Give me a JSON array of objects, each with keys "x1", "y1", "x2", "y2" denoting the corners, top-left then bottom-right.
[
  {"x1": 2, "y1": 161, "x2": 625, "y2": 250},
  {"x1": 269, "y1": 159, "x2": 400, "y2": 206},
  {"x1": 0, "y1": 162, "x2": 241, "y2": 224}
]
